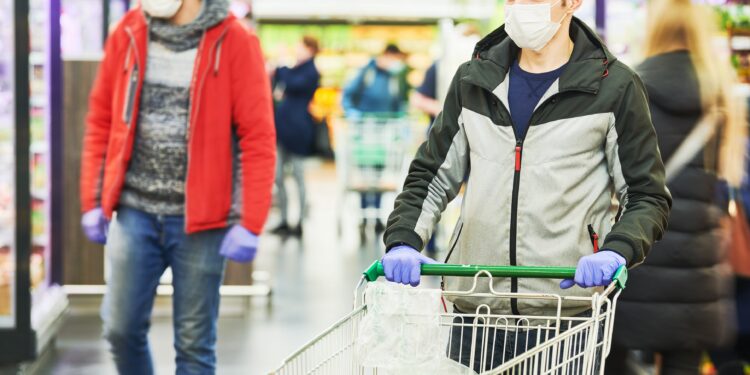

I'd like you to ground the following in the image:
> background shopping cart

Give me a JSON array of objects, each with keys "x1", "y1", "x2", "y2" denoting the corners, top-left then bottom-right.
[
  {"x1": 271, "y1": 262, "x2": 628, "y2": 374},
  {"x1": 333, "y1": 114, "x2": 415, "y2": 236}
]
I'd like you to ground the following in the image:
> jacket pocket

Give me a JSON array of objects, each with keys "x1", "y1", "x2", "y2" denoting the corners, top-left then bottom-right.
[
  {"x1": 121, "y1": 64, "x2": 139, "y2": 126},
  {"x1": 444, "y1": 220, "x2": 464, "y2": 263}
]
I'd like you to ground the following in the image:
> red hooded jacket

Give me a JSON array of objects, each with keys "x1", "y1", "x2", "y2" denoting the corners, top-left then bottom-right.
[{"x1": 80, "y1": 9, "x2": 276, "y2": 234}]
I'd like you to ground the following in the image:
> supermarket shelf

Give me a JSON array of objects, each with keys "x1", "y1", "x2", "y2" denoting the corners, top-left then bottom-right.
[
  {"x1": 32, "y1": 236, "x2": 48, "y2": 248},
  {"x1": 253, "y1": 0, "x2": 496, "y2": 22},
  {"x1": 30, "y1": 142, "x2": 48, "y2": 154},
  {"x1": 31, "y1": 286, "x2": 68, "y2": 357},
  {"x1": 31, "y1": 189, "x2": 47, "y2": 200},
  {"x1": 0, "y1": 235, "x2": 12, "y2": 249},
  {"x1": 730, "y1": 29, "x2": 750, "y2": 37},
  {"x1": 62, "y1": 52, "x2": 104, "y2": 62},
  {"x1": 0, "y1": 315, "x2": 13, "y2": 329},
  {"x1": 65, "y1": 283, "x2": 272, "y2": 298},
  {"x1": 30, "y1": 95, "x2": 47, "y2": 108},
  {"x1": 29, "y1": 52, "x2": 45, "y2": 66},
  {"x1": 736, "y1": 83, "x2": 750, "y2": 97}
]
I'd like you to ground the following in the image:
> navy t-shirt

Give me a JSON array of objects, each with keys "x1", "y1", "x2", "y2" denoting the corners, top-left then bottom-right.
[{"x1": 508, "y1": 60, "x2": 567, "y2": 138}]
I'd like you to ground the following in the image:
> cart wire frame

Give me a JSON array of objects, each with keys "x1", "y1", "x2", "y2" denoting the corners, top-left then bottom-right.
[{"x1": 272, "y1": 263, "x2": 627, "y2": 375}]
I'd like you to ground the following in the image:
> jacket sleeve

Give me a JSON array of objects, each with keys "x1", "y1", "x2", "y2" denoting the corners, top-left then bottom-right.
[
  {"x1": 604, "y1": 73, "x2": 673, "y2": 266},
  {"x1": 384, "y1": 66, "x2": 469, "y2": 251},
  {"x1": 230, "y1": 29, "x2": 277, "y2": 234},
  {"x1": 80, "y1": 32, "x2": 120, "y2": 213}
]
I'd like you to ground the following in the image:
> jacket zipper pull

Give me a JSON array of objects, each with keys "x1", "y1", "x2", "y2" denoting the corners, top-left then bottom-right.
[
  {"x1": 514, "y1": 141, "x2": 523, "y2": 172},
  {"x1": 587, "y1": 224, "x2": 600, "y2": 253}
]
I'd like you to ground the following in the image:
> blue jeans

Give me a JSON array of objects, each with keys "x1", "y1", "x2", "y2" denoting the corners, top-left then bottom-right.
[{"x1": 101, "y1": 207, "x2": 228, "y2": 375}]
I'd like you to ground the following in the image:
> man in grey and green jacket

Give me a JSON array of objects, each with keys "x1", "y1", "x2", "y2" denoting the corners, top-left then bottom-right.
[{"x1": 382, "y1": 0, "x2": 672, "y2": 319}]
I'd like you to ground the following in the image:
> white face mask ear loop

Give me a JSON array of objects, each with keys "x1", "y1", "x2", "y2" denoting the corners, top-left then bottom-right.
[{"x1": 554, "y1": 1, "x2": 572, "y2": 25}]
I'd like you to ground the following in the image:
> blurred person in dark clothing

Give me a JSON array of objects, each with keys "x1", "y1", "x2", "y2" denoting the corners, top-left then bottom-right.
[
  {"x1": 342, "y1": 44, "x2": 409, "y2": 232},
  {"x1": 271, "y1": 36, "x2": 321, "y2": 237},
  {"x1": 412, "y1": 62, "x2": 440, "y2": 124},
  {"x1": 606, "y1": 1, "x2": 747, "y2": 374},
  {"x1": 411, "y1": 62, "x2": 440, "y2": 253},
  {"x1": 79, "y1": 0, "x2": 276, "y2": 373}
]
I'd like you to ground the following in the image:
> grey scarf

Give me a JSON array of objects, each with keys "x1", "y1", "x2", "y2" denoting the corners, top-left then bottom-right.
[{"x1": 148, "y1": 0, "x2": 229, "y2": 52}]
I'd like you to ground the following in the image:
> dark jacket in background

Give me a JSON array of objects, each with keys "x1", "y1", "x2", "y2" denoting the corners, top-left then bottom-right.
[
  {"x1": 613, "y1": 51, "x2": 736, "y2": 350},
  {"x1": 274, "y1": 59, "x2": 320, "y2": 156}
]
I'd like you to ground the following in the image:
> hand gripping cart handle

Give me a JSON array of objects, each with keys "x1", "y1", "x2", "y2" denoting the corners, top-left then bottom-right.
[{"x1": 362, "y1": 261, "x2": 629, "y2": 289}]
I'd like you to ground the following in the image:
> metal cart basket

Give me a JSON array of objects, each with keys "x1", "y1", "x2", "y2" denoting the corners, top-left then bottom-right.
[{"x1": 272, "y1": 262, "x2": 628, "y2": 375}]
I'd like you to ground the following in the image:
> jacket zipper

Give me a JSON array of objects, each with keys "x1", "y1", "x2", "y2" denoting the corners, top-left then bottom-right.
[
  {"x1": 510, "y1": 137, "x2": 523, "y2": 315},
  {"x1": 114, "y1": 26, "x2": 145, "y2": 207},
  {"x1": 123, "y1": 27, "x2": 143, "y2": 127},
  {"x1": 122, "y1": 65, "x2": 139, "y2": 126},
  {"x1": 508, "y1": 93, "x2": 560, "y2": 316}
]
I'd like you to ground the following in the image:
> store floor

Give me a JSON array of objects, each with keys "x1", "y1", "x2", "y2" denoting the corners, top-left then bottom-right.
[{"x1": 40, "y1": 162, "x2": 422, "y2": 375}]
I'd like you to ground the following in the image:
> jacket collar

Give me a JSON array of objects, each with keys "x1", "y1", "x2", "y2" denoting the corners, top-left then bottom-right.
[
  {"x1": 123, "y1": 6, "x2": 236, "y2": 42},
  {"x1": 464, "y1": 17, "x2": 615, "y2": 96}
]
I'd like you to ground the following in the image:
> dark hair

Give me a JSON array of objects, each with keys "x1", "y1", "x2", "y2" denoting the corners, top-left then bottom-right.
[
  {"x1": 384, "y1": 43, "x2": 403, "y2": 55},
  {"x1": 302, "y1": 36, "x2": 320, "y2": 56}
]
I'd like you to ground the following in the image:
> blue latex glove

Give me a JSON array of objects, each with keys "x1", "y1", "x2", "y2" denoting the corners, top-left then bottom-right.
[
  {"x1": 81, "y1": 208, "x2": 109, "y2": 245},
  {"x1": 220, "y1": 225, "x2": 259, "y2": 263},
  {"x1": 560, "y1": 250, "x2": 626, "y2": 289},
  {"x1": 382, "y1": 246, "x2": 438, "y2": 287}
]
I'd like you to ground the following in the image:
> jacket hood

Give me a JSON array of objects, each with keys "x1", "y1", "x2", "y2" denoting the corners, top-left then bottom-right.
[
  {"x1": 637, "y1": 51, "x2": 702, "y2": 115},
  {"x1": 466, "y1": 17, "x2": 616, "y2": 95}
]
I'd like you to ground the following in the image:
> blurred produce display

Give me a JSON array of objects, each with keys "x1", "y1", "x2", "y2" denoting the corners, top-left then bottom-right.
[{"x1": 259, "y1": 23, "x2": 436, "y2": 120}]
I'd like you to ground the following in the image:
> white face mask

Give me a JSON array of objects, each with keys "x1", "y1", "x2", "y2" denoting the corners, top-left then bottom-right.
[
  {"x1": 141, "y1": 0, "x2": 183, "y2": 18},
  {"x1": 505, "y1": 0, "x2": 568, "y2": 52}
]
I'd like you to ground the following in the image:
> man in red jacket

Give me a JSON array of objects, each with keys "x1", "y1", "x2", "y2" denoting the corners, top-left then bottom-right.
[{"x1": 79, "y1": 0, "x2": 275, "y2": 373}]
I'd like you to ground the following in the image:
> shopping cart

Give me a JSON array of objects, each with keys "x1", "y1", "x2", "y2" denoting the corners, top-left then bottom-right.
[
  {"x1": 271, "y1": 262, "x2": 628, "y2": 375},
  {"x1": 334, "y1": 114, "x2": 413, "y2": 233}
]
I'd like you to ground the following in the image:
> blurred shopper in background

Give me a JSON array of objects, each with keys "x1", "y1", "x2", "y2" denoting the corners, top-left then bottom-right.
[
  {"x1": 79, "y1": 0, "x2": 276, "y2": 374},
  {"x1": 411, "y1": 24, "x2": 482, "y2": 124},
  {"x1": 606, "y1": 1, "x2": 747, "y2": 374},
  {"x1": 381, "y1": 0, "x2": 672, "y2": 371},
  {"x1": 342, "y1": 44, "x2": 409, "y2": 233},
  {"x1": 412, "y1": 61, "x2": 441, "y2": 124},
  {"x1": 342, "y1": 43, "x2": 409, "y2": 117},
  {"x1": 270, "y1": 36, "x2": 321, "y2": 237}
]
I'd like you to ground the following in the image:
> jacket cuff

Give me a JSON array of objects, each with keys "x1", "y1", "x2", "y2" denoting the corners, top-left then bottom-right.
[
  {"x1": 384, "y1": 227, "x2": 424, "y2": 252},
  {"x1": 601, "y1": 239, "x2": 636, "y2": 267},
  {"x1": 241, "y1": 217, "x2": 265, "y2": 237}
]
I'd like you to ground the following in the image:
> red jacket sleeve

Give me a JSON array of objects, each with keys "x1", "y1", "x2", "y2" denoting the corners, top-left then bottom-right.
[
  {"x1": 80, "y1": 31, "x2": 121, "y2": 213},
  {"x1": 230, "y1": 27, "x2": 277, "y2": 234}
]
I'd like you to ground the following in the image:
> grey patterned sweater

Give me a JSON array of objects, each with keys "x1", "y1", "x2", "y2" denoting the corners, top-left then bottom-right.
[{"x1": 120, "y1": 0, "x2": 228, "y2": 215}]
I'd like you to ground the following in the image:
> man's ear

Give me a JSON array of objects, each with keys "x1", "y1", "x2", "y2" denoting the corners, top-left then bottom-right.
[{"x1": 567, "y1": 0, "x2": 583, "y2": 12}]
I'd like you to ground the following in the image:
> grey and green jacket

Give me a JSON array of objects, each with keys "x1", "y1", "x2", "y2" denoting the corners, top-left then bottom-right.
[{"x1": 384, "y1": 18, "x2": 672, "y2": 316}]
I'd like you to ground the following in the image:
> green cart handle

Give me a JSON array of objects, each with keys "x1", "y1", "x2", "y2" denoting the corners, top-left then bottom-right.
[{"x1": 362, "y1": 261, "x2": 628, "y2": 289}]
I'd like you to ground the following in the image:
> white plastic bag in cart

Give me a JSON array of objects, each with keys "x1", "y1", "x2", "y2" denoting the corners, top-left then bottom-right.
[{"x1": 356, "y1": 282, "x2": 478, "y2": 375}]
